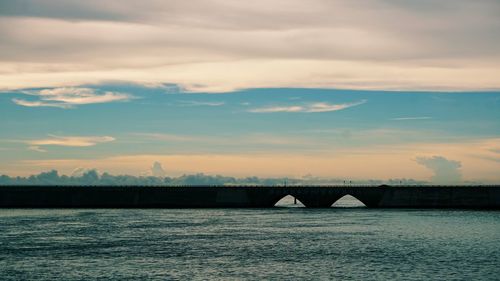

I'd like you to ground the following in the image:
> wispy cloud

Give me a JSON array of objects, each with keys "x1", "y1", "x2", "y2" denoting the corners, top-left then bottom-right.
[
  {"x1": 26, "y1": 135, "x2": 115, "y2": 152},
  {"x1": 12, "y1": 87, "x2": 134, "y2": 109},
  {"x1": 249, "y1": 100, "x2": 366, "y2": 113},
  {"x1": 28, "y1": 146, "x2": 47, "y2": 153},
  {"x1": 489, "y1": 148, "x2": 500, "y2": 154},
  {"x1": 12, "y1": 99, "x2": 70, "y2": 109},
  {"x1": 132, "y1": 132, "x2": 310, "y2": 147},
  {"x1": 133, "y1": 133, "x2": 196, "y2": 142},
  {"x1": 177, "y1": 100, "x2": 225, "y2": 107},
  {"x1": 391, "y1": 117, "x2": 432, "y2": 121}
]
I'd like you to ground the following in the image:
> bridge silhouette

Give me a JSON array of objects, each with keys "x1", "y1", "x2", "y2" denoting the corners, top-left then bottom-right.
[{"x1": 1, "y1": 185, "x2": 500, "y2": 208}]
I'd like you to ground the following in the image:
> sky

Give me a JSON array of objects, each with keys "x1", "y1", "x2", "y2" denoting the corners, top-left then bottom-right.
[{"x1": 0, "y1": 0, "x2": 499, "y2": 183}]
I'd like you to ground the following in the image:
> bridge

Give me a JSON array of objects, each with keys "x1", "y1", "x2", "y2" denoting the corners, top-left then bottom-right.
[{"x1": 1, "y1": 185, "x2": 500, "y2": 208}]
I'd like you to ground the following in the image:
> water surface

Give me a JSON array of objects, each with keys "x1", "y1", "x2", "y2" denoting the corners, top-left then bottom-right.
[{"x1": 1, "y1": 197, "x2": 499, "y2": 280}]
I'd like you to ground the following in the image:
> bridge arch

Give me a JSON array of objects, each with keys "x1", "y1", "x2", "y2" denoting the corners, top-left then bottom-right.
[
  {"x1": 268, "y1": 191, "x2": 377, "y2": 208},
  {"x1": 331, "y1": 194, "x2": 367, "y2": 207},
  {"x1": 272, "y1": 194, "x2": 305, "y2": 207}
]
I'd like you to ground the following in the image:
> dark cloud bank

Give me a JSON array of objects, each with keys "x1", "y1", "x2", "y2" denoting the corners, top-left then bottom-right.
[{"x1": 0, "y1": 170, "x2": 427, "y2": 186}]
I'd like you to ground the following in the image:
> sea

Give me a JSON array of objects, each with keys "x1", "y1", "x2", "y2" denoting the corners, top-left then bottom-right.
[{"x1": 0, "y1": 196, "x2": 499, "y2": 280}]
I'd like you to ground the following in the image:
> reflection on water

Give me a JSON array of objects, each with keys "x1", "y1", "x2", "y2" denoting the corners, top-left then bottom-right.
[{"x1": 0, "y1": 207, "x2": 499, "y2": 280}]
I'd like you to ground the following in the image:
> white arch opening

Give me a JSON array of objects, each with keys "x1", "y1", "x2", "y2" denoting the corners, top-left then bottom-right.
[
  {"x1": 274, "y1": 195, "x2": 305, "y2": 208},
  {"x1": 331, "y1": 195, "x2": 366, "y2": 208}
]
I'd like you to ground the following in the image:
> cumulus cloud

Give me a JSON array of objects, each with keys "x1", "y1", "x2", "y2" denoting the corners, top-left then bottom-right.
[
  {"x1": 416, "y1": 156, "x2": 462, "y2": 183},
  {"x1": 26, "y1": 135, "x2": 115, "y2": 152},
  {"x1": 0, "y1": 1, "x2": 499, "y2": 91},
  {"x1": 12, "y1": 87, "x2": 133, "y2": 108},
  {"x1": 151, "y1": 161, "x2": 166, "y2": 177},
  {"x1": 71, "y1": 167, "x2": 90, "y2": 177},
  {"x1": 249, "y1": 100, "x2": 366, "y2": 113}
]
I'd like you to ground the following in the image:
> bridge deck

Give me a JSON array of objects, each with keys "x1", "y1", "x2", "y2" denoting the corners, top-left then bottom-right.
[{"x1": 0, "y1": 185, "x2": 499, "y2": 209}]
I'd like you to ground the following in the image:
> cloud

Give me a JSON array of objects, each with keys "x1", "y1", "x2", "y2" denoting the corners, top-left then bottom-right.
[
  {"x1": 28, "y1": 146, "x2": 47, "y2": 153},
  {"x1": 2, "y1": 136, "x2": 497, "y2": 180},
  {"x1": 177, "y1": 100, "x2": 225, "y2": 107},
  {"x1": 415, "y1": 156, "x2": 462, "y2": 183},
  {"x1": 132, "y1": 132, "x2": 309, "y2": 147},
  {"x1": 12, "y1": 87, "x2": 133, "y2": 108},
  {"x1": 391, "y1": 117, "x2": 432, "y2": 121},
  {"x1": 132, "y1": 133, "x2": 197, "y2": 142},
  {"x1": 5, "y1": 137, "x2": 500, "y2": 182},
  {"x1": 0, "y1": 168, "x2": 429, "y2": 186},
  {"x1": 26, "y1": 135, "x2": 115, "y2": 151},
  {"x1": 12, "y1": 99, "x2": 71, "y2": 109},
  {"x1": 470, "y1": 139, "x2": 500, "y2": 163},
  {"x1": 490, "y1": 148, "x2": 500, "y2": 154},
  {"x1": 0, "y1": 1, "x2": 499, "y2": 92},
  {"x1": 249, "y1": 100, "x2": 366, "y2": 113},
  {"x1": 249, "y1": 105, "x2": 303, "y2": 113},
  {"x1": 71, "y1": 167, "x2": 90, "y2": 177},
  {"x1": 0, "y1": 169, "x2": 325, "y2": 186},
  {"x1": 151, "y1": 161, "x2": 166, "y2": 177}
]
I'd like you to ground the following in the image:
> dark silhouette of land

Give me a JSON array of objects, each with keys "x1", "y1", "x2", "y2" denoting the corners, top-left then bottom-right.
[{"x1": 0, "y1": 185, "x2": 499, "y2": 209}]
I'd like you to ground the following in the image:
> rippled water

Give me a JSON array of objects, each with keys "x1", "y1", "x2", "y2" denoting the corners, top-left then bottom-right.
[{"x1": 1, "y1": 196, "x2": 499, "y2": 280}]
